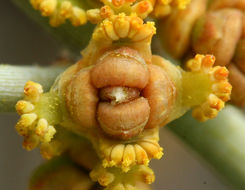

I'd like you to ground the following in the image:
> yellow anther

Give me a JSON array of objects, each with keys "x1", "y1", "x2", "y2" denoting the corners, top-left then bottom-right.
[
  {"x1": 39, "y1": 0, "x2": 57, "y2": 16},
  {"x1": 139, "y1": 142, "x2": 163, "y2": 159},
  {"x1": 192, "y1": 104, "x2": 218, "y2": 122},
  {"x1": 143, "y1": 172, "x2": 155, "y2": 184},
  {"x1": 16, "y1": 113, "x2": 37, "y2": 136},
  {"x1": 186, "y1": 54, "x2": 204, "y2": 72},
  {"x1": 16, "y1": 100, "x2": 34, "y2": 115},
  {"x1": 23, "y1": 135, "x2": 39, "y2": 151},
  {"x1": 114, "y1": 14, "x2": 130, "y2": 38},
  {"x1": 212, "y1": 82, "x2": 232, "y2": 94},
  {"x1": 132, "y1": 1, "x2": 153, "y2": 19},
  {"x1": 60, "y1": 1, "x2": 73, "y2": 18},
  {"x1": 208, "y1": 94, "x2": 224, "y2": 111},
  {"x1": 30, "y1": 0, "x2": 90, "y2": 26},
  {"x1": 100, "y1": 6, "x2": 114, "y2": 19},
  {"x1": 212, "y1": 66, "x2": 229, "y2": 81},
  {"x1": 24, "y1": 81, "x2": 43, "y2": 102},
  {"x1": 98, "y1": 173, "x2": 115, "y2": 187},
  {"x1": 70, "y1": 7, "x2": 87, "y2": 26},
  {"x1": 131, "y1": 21, "x2": 156, "y2": 42},
  {"x1": 43, "y1": 126, "x2": 56, "y2": 143},
  {"x1": 110, "y1": 144, "x2": 125, "y2": 165},
  {"x1": 134, "y1": 144, "x2": 149, "y2": 165},
  {"x1": 35, "y1": 118, "x2": 49, "y2": 137},
  {"x1": 87, "y1": 9, "x2": 101, "y2": 24},
  {"x1": 137, "y1": 165, "x2": 155, "y2": 184},
  {"x1": 103, "y1": 20, "x2": 120, "y2": 40},
  {"x1": 122, "y1": 145, "x2": 136, "y2": 170},
  {"x1": 90, "y1": 164, "x2": 155, "y2": 189}
]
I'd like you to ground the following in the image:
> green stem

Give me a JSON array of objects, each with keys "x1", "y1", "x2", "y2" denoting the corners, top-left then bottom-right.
[
  {"x1": 11, "y1": 0, "x2": 95, "y2": 54},
  {"x1": 168, "y1": 106, "x2": 245, "y2": 190},
  {"x1": 0, "y1": 65, "x2": 65, "y2": 112}
]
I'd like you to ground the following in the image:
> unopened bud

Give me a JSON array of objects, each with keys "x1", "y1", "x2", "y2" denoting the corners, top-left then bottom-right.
[{"x1": 192, "y1": 9, "x2": 243, "y2": 66}]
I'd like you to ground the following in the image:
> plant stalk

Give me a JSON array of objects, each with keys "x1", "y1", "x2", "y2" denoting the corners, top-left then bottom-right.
[
  {"x1": 168, "y1": 106, "x2": 245, "y2": 190},
  {"x1": 0, "y1": 65, "x2": 65, "y2": 112}
]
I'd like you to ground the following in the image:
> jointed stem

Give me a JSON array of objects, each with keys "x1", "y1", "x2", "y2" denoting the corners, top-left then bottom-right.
[
  {"x1": 168, "y1": 106, "x2": 245, "y2": 190},
  {"x1": 0, "y1": 65, "x2": 65, "y2": 112}
]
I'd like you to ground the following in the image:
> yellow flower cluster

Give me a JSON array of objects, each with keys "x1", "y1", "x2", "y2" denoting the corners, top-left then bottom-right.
[
  {"x1": 186, "y1": 55, "x2": 231, "y2": 121},
  {"x1": 90, "y1": 164, "x2": 155, "y2": 189},
  {"x1": 159, "y1": 0, "x2": 245, "y2": 107},
  {"x1": 30, "y1": 0, "x2": 101, "y2": 26},
  {"x1": 99, "y1": 128, "x2": 163, "y2": 172},
  {"x1": 29, "y1": 0, "x2": 191, "y2": 26},
  {"x1": 16, "y1": 81, "x2": 57, "y2": 150}
]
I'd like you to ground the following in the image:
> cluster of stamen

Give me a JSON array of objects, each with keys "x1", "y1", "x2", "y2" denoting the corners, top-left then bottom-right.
[
  {"x1": 187, "y1": 54, "x2": 231, "y2": 121},
  {"x1": 15, "y1": 81, "x2": 56, "y2": 150}
]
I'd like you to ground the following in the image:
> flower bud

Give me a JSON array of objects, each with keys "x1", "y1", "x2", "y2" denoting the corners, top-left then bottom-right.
[
  {"x1": 159, "y1": 0, "x2": 207, "y2": 58},
  {"x1": 192, "y1": 9, "x2": 243, "y2": 66}
]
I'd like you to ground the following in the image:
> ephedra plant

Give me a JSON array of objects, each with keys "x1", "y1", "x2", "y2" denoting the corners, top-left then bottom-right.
[{"x1": 2, "y1": 0, "x2": 245, "y2": 189}]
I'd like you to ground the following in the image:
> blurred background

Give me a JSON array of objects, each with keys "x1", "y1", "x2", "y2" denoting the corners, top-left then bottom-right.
[{"x1": 0, "y1": 1, "x2": 235, "y2": 190}]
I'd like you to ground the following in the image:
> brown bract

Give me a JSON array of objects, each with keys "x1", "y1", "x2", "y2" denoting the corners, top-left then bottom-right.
[
  {"x1": 142, "y1": 64, "x2": 176, "y2": 128},
  {"x1": 64, "y1": 47, "x2": 176, "y2": 140},
  {"x1": 66, "y1": 67, "x2": 99, "y2": 131},
  {"x1": 192, "y1": 9, "x2": 243, "y2": 66},
  {"x1": 91, "y1": 48, "x2": 149, "y2": 89},
  {"x1": 159, "y1": 0, "x2": 207, "y2": 58},
  {"x1": 98, "y1": 97, "x2": 150, "y2": 139}
]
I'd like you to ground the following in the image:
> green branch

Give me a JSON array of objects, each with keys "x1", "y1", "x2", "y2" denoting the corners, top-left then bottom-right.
[
  {"x1": 168, "y1": 107, "x2": 245, "y2": 190},
  {"x1": 0, "y1": 65, "x2": 65, "y2": 112}
]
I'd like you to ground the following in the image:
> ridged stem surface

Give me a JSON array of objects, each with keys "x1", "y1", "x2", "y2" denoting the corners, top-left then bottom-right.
[{"x1": 0, "y1": 65, "x2": 65, "y2": 112}]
